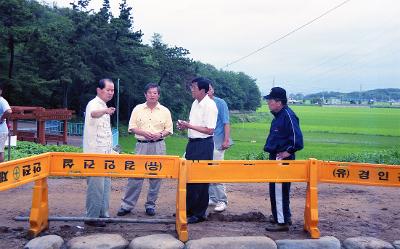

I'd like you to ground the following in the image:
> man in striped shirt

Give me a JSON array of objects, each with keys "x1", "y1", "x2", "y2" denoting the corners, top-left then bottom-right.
[{"x1": 263, "y1": 87, "x2": 303, "y2": 232}]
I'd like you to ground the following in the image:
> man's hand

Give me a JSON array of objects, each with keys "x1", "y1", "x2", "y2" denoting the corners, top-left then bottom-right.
[
  {"x1": 276, "y1": 151, "x2": 291, "y2": 160},
  {"x1": 176, "y1": 120, "x2": 189, "y2": 130},
  {"x1": 150, "y1": 132, "x2": 163, "y2": 141},
  {"x1": 221, "y1": 140, "x2": 230, "y2": 150},
  {"x1": 106, "y1": 107, "x2": 116, "y2": 115},
  {"x1": 142, "y1": 131, "x2": 155, "y2": 140}
]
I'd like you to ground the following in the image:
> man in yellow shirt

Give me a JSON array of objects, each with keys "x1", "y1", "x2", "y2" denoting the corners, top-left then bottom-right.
[{"x1": 117, "y1": 83, "x2": 173, "y2": 216}]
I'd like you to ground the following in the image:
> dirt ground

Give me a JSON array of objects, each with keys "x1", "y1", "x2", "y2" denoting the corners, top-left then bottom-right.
[{"x1": 0, "y1": 178, "x2": 399, "y2": 248}]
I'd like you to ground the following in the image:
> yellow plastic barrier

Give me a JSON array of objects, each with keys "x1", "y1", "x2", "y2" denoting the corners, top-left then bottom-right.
[
  {"x1": 0, "y1": 153, "x2": 51, "y2": 237},
  {"x1": 320, "y1": 161, "x2": 400, "y2": 187},
  {"x1": 183, "y1": 159, "x2": 320, "y2": 238},
  {"x1": 1, "y1": 153, "x2": 399, "y2": 242},
  {"x1": 49, "y1": 152, "x2": 180, "y2": 178},
  {"x1": 0, "y1": 153, "x2": 182, "y2": 239},
  {"x1": 0, "y1": 153, "x2": 50, "y2": 191}
]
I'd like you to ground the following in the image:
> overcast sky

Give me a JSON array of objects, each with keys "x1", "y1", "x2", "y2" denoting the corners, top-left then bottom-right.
[{"x1": 42, "y1": 0, "x2": 400, "y2": 95}]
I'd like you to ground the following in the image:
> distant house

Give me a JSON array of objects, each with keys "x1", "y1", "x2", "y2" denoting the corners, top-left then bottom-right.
[
  {"x1": 288, "y1": 98, "x2": 302, "y2": 104},
  {"x1": 326, "y1": 98, "x2": 341, "y2": 105}
]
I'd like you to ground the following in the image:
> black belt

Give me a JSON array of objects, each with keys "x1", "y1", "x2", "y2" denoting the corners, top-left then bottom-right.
[
  {"x1": 137, "y1": 139, "x2": 164, "y2": 143},
  {"x1": 188, "y1": 136, "x2": 213, "y2": 142}
]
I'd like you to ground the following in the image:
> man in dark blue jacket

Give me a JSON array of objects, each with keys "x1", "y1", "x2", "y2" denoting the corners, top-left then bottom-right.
[{"x1": 263, "y1": 87, "x2": 303, "y2": 232}]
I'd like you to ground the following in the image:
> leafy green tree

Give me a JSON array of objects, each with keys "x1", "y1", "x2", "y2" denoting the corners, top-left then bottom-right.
[{"x1": 0, "y1": 0, "x2": 262, "y2": 122}]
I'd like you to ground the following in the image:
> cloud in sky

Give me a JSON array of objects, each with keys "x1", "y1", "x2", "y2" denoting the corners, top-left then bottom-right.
[{"x1": 42, "y1": 0, "x2": 400, "y2": 94}]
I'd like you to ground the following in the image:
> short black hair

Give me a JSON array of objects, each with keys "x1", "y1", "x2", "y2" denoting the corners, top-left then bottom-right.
[
  {"x1": 192, "y1": 77, "x2": 211, "y2": 93},
  {"x1": 144, "y1": 83, "x2": 160, "y2": 94},
  {"x1": 98, "y1": 78, "x2": 113, "y2": 89}
]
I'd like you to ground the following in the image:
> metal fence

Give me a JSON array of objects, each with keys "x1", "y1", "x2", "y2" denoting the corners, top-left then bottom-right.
[{"x1": 18, "y1": 120, "x2": 118, "y2": 146}]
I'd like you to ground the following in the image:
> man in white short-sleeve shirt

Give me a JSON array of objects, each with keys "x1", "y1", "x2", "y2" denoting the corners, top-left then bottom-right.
[
  {"x1": 0, "y1": 84, "x2": 12, "y2": 163},
  {"x1": 83, "y1": 78, "x2": 115, "y2": 227},
  {"x1": 177, "y1": 77, "x2": 218, "y2": 224}
]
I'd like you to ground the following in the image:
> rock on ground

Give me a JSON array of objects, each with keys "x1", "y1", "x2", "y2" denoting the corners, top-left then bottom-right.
[
  {"x1": 276, "y1": 236, "x2": 340, "y2": 249},
  {"x1": 129, "y1": 234, "x2": 184, "y2": 249},
  {"x1": 343, "y1": 237, "x2": 394, "y2": 249},
  {"x1": 185, "y1": 236, "x2": 277, "y2": 249},
  {"x1": 67, "y1": 233, "x2": 128, "y2": 249},
  {"x1": 24, "y1": 235, "x2": 64, "y2": 249}
]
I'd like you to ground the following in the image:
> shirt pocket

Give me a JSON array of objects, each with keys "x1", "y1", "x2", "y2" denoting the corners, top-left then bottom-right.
[
  {"x1": 152, "y1": 115, "x2": 166, "y2": 130},
  {"x1": 96, "y1": 122, "x2": 112, "y2": 146}
]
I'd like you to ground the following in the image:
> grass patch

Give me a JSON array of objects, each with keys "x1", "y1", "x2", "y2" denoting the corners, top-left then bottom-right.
[
  {"x1": 9, "y1": 105, "x2": 398, "y2": 165},
  {"x1": 10, "y1": 141, "x2": 81, "y2": 160}
]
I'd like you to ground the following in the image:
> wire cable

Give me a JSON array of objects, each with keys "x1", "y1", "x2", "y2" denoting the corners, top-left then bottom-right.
[{"x1": 222, "y1": 0, "x2": 351, "y2": 69}]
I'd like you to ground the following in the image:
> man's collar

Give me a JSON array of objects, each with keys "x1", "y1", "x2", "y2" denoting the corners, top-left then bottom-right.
[
  {"x1": 271, "y1": 105, "x2": 286, "y2": 116},
  {"x1": 95, "y1": 96, "x2": 107, "y2": 105},
  {"x1": 145, "y1": 102, "x2": 160, "y2": 109},
  {"x1": 196, "y1": 94, "x2": 209, "y2": 106}
]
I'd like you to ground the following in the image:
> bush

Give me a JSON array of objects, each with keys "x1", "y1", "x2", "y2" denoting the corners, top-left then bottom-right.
[
  {"x1": 230, "y1": 112, "x2": 271, "y2": 124},
  {"x1": 242, "y1": 151, "x2": 269, "y2": 160},
  {"x1": 328, "y1": 148, "x2": 400, "y2": 165},
  {"x1": 9, "y1": 141, "x2": 81, "y2": 160},
  {"x1": 241, "y1": 148, "x2": 400, "y2": 165}
]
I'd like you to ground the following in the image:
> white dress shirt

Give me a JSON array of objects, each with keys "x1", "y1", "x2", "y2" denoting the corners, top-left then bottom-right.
[{"x1": 188, "y1": 95, "x2": 218, "y2": 138}]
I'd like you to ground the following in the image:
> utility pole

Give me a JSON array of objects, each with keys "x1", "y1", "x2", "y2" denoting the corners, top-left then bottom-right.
[{"x1": 116, "y1": 78, "x2": 120, "y2": 131}]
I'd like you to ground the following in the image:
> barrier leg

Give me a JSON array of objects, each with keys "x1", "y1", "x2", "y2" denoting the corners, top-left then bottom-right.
[
  {"x1": 304, "y1": 159, "x2": 320, "y2": 238},
  {"x1": 28, "y1": 178, "x2": 49, "y2": 238},
  {"x1": 176, "y1": 159, "x2": 188, "y2": 242}
]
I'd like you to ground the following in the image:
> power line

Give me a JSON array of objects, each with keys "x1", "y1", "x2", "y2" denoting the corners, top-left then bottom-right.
[
  {"x1": 301, "y1": 15, "x2": 399, "y2": 76},
  {"x1": 222, "y1": 0, "x2": 351, "y2": 69}
]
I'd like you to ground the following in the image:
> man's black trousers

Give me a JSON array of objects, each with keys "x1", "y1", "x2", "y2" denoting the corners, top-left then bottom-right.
[{"x1": 185, "y1": 137, "x2": 214, "y2": 218}]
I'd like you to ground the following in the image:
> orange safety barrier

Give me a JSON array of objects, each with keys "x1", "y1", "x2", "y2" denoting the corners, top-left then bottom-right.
[
  {"x1": 0, "y1": 153, "x2": 182, "y2": 239},
  {"x1": 183, "y1": 159, "x2": 320, "y2": 238},
  {"x1": 320, "y1": 161, "x2": 400, "y2": 187},
  {"x1": 1, "y1": 153, "x2": 399, "y2": 242}
]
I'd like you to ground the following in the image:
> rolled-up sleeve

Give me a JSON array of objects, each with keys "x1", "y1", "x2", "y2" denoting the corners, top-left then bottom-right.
[
  {"x1": 128, "y1": 107, "x2": 139, "y2": 131},
  {"x1": 164, "y1": 108, "x2": 173, "y2": 134}
]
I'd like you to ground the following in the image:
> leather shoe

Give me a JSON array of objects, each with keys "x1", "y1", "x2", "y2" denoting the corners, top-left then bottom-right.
[
  {"x1": 145, "y1": 208, "x2": 156, "y2": 216},
  {"x1": 84, "y1": 220, "x2": 106, "y2": 227},
  {"x1": 269, "y1": 215, "x2": 292, "y2": 225},
  {"x1": 117, "y1": 208, "x2": 131, "y2": 216},
  {"x1": 187, "y1": 216, "x2": 206, "y2": 224},
  {"x1": 265, "y1": 223, "x2": 289, "y2": 232}
]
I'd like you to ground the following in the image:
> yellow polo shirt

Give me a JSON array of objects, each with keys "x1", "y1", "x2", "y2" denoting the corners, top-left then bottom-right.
[{"x1": 128, "y1": 102, "x2": 173, "y2": 140}]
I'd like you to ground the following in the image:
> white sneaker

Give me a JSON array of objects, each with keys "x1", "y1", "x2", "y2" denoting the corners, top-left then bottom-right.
[
  {"x1": 208, "y1": 200, "x2": 218, "y2": 206},
  {"x1": 214, "y1": 202, "x2": 227, "y2": 212}
]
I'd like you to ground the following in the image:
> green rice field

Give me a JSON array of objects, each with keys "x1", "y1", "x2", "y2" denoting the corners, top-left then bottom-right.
[{"x1": 119, "y1": 105, "x2": 400, "y2": 161}]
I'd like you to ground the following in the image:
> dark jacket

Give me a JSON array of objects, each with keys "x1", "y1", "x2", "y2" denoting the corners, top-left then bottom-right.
[{"x1": 264, "y1": 106, "x2": 303, "y2": 155}]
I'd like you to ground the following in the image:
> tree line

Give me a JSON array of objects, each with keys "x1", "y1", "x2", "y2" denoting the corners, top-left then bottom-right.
[
  {"x1": 303, "y1": 88, "x2": 400, "y2": 102},
  {"x1": 0, "y1": 0, "x2": 261, "y2": 122}
]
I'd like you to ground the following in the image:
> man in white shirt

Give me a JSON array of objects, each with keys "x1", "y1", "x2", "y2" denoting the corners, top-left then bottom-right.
[
  {"x1": 83, "y1": 79, "x2": 115, "y2": 227},
  {"x1": 0, "y1": 84, "x2": 12, "y2": 163},
  {"x1": 177, "y1": 77, "x2": 218, "y2": 224}
]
